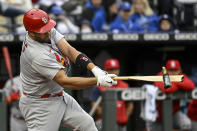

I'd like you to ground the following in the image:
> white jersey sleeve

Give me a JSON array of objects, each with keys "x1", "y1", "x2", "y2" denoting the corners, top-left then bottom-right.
[
  {"x1": 32, "y1": 54, "x2": 65, "y2": 80},
  {"x1": 51, "y1": 28, "x2": 64, "y2": 44},
  {"x1": 50, "y1": 28, "x2": 65, "y2": 53}
]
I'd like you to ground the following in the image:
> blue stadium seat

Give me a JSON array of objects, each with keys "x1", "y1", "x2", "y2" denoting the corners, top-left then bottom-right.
[
  {"x1": 0, "y1": 15, "x2": 12, "y2": 28},
  {"x1": 0, "y1": 26, "x2": 9, "y2": 34},
  {"x1": 14, "y1": 15, "x2": 26, "y2": 34},
  {"x1": 0, "y1": 15, "x2": 13, "y2": 33},
  {"x1": 14, "y1": 14, "x2": 24, "y2": 26}
]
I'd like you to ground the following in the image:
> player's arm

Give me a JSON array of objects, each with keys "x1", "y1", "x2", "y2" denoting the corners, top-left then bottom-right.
[
  {"x1": 53, "y1": 69, "x2": 117, "y2": 89},
  {"x1": 176, "y1": 74, "x2": 195, "y2": 90},
  {"x1": 56, "y1": 38, "x2": 80, "y2": 64},
  {"x1": 54, "y1": 69, "x2": 96, "y2": 89},
  {"x1": 126, "y1": 102, "x2": 134, "y2": 117},
  {"x1": 56, "y1": 38, "x2": 106, "y2": 76}
]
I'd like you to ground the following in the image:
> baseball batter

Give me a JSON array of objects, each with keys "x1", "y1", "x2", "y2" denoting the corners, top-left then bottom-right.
[
  {"x1": 19, "y1": 9, "x2": 117, "y2": 131},
  {"x1": 3, "y1": 75, "x2": 27, "y2": 131}
]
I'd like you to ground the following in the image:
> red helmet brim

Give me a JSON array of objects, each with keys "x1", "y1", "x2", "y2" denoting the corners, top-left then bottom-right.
[{"x1": 33, "y1": 19, "x2": 56, "y2": 33}]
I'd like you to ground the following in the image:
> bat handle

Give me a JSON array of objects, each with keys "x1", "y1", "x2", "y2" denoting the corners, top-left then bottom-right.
[{"x1": 162, "y1": 67, "x2": 171, "y2": 89}]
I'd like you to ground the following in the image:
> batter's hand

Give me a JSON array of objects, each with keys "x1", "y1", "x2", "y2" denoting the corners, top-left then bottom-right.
[
  {"x1": 97, "y1": 74, "x2": 117, "y2": 88},
  {"x1": 91, "y1": 66, "x2": 107, "y2": 77}
]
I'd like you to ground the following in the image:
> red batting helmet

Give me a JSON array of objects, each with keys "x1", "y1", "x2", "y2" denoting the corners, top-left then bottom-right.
[
  {"x1": 23, "y1": 9, "x2": 56, "y2": 33},
  {"x1": 166, "y1": 59, "x2": 181, "y2": 70},
  {"x1": 105, "y1": 59, "x2": 120, "y2": 70}
]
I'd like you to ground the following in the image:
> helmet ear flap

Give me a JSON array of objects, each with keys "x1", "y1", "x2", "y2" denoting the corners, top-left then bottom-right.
[{"x1": 23, "y1": 9, "x2": 56, "y2": 33}]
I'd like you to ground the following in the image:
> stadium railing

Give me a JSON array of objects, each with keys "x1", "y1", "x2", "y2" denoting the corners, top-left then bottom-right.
[
  {"x1": 102, "y1": 88, "x2": 197, "y2": 131},
  {"x1": 0, "y1": 33, "x2": 197, "y2": 45}
]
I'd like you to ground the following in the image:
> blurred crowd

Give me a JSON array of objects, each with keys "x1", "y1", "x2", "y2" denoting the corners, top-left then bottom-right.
[{"x1": 0, "y1": 0, "x2": 197, "y2": 34}]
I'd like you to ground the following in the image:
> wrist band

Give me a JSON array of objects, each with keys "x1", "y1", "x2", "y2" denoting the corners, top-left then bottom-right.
[{"x1": 76, "y1": 53, "x2": 92, "y2": 69}]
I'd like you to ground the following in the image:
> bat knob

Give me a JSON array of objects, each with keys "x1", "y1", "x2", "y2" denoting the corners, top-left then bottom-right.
[
  {"x1": 181, "y1": 76, "x2": 184, "y2": 82},
  {"x1": 162, "y1": 66, "x2": 171, "y2": 89},
  {"x1": 163, "y1": 74, "x2": 171, "y2": 89}
]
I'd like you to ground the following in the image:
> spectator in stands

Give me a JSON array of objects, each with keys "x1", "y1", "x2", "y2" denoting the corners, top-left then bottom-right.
[
  {"x1": 0, "y1": 0, "x2": 32, "y2": 17},
  {"x1": 130, "y1": 0, "x2": 159, "y2": 33},
  {"x1": 80, "y1": 8, "x2": 94, "y2": 33},
  {"x1": 49, "y1": 5, "x2": 79, "y2": 34},
  {"x1": 102, "y1": 0, "x2": 118, "y2": 31},
  {"x1": 146, "y1": 59, "x2": 195, "y2": 131},
  {"x1": 110, "y1": 2, "x2": 143, "y2": 33},
  {"x1": 37, "y1": 0, "x2": 68, "y2": 12},
  {"x1": 81, "y1": 0, "x2": 106, "y2": 32},
  {"x1": 159, "y1": 14, "x2": 179, "y2": 33},
  {"x1": 16, "y1": 25, "x2": 26, "y2": 34},
  {"x1": 158, "y1": 0, "x2": 174, "y2": 17},
  {"x1": 61, "y1": 0, "x2": 83, "y2": 14},
  {"x1": 90, "y1": 58, "x2": 134, "y2": 131}
]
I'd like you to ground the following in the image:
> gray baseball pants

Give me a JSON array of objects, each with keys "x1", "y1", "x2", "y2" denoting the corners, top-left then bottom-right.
[
  {"x1": 11, "y1": 116, "x2": 27, "y2": 131},
  {"x1": 191, "y1": 120, "x2": 197, "y2": 131},
  {"x1": 146, "y1": 111, "x2": 191, "y2": 131},
  {"x1": 19, "y1": 91, "x2": 98, "y2": 131}
]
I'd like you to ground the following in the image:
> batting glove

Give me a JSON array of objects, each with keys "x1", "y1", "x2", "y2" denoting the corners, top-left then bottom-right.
[
  {"x1": 97, "y1": 74, "x2": 117, "y2": 88},
  {"x1": 91, "y1": 66, "x2": 107, "y2": 77}
]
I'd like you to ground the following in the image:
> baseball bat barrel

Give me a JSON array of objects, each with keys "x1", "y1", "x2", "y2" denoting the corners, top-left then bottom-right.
[
  {"x1": 2, "y1": 46, "x2": 13, "y2": 85},
  {"x1": 113, "y1": 75, "x2": 184, "y2": 82}
]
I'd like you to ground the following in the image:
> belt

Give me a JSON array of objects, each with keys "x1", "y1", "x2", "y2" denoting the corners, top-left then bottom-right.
[
  {"x1": 13, "y1": 115, "x2": 24, "y2": 120},
  {"x1": 23, "y1": 91, "x2": 63, "y2": 98}
]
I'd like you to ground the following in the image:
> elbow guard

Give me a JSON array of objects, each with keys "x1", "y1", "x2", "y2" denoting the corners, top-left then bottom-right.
[{"x1": 76, "y1": 53, "x2": 92, "y2": 69}]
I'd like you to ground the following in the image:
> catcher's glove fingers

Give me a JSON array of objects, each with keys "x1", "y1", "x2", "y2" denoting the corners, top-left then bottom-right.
[{"x1": 97, "y1": 74, "x2": 117, "y2": 88}]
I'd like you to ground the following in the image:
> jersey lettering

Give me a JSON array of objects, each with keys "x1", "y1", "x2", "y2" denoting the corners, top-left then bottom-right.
[
  {"x1": 51, "y1": 49, "x2": 69, "y2": 67},
  {"x1": 54, "y1": 52, "x2": 60, "y2": 62}
]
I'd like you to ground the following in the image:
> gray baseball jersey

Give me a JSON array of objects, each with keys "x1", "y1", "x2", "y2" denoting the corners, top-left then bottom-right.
[
  {"x1": 3, "y1": 76, "x2": 22, "y2": 97},
  {"x1": 3, "y1": 76, "x2": 23, "y2": 116},
  {"x1": 20, "y1": 28, "x2": 69, "y2": 95},
  {"x1": 19, "y1": 28, "x2": 98, "y2": 131},
  {"x1": 3, "y1": 76, "x2": 27, "y2": 131}
]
